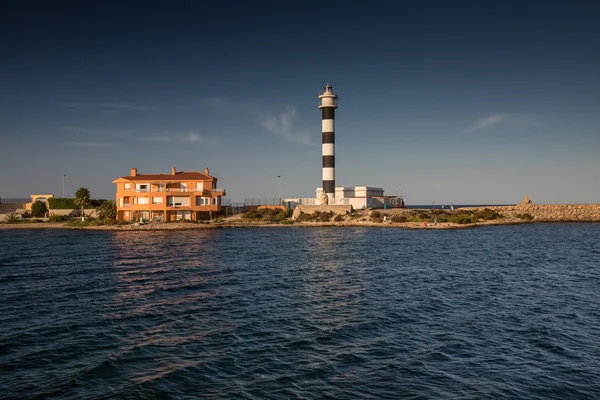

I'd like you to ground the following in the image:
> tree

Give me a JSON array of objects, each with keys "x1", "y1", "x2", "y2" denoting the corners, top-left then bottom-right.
[
  {"x1": 96, "y1": 200, "x2": 117, "y2": 221},
  {"x1": 31, "y1": 201, "x2": 48, "y2": 217},
  {"x1": 75, "y1": 187, "x2": 91, "y2": 221}
]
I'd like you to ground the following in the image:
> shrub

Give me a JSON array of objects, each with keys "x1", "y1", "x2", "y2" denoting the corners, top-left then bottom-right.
[
  {"x1": 430, "y1": 209, "x2": 450, "y2": 216},
  {"x1": 348, "y1": 213, "x2": 361, "y2": 219},
  {"x1": 296, "y1": 211, "x2": 333, "y2": 222},
  {"x1": 473, "y1": 208, "x2": 504, "y2": 221},
  {"x1": 319, "y1": 211, "x2": 334, "y2": 222},
  {"x1": 516, "y1": 213, "x2": 534, "y2": 221},
  {"x1": 370, "y1": 211, "x2": 382, "y2": 219},
  {"x1": 48, "y1": 198, "x2": 77, "y2": 209},
  {"x1": 333, "y1": 214, "x2": 344, "y2": 222},
  {"x1": 6, "y1": 213, "x2": 20, "y2": 223},
  {"x1": 96, "y1": 201, "x2": 117, "y2": 221},
  {"x1": 49, "y1": 215, "x2": 66, "y2": 222},
  {"x1": 31, "y1": 201, "x2": 48, "y2": 217},
  {"x1": 274, "y1": 209, "x2": 292, "y2": 222},
  {"x1": 280, "y1": 219, "x2": 294, "y2": 225},
  {"x1": 407, "y1": 216, "x2": 423, "y2": 223},
  {"x1": 418, "y1": 211, "x2": 430, "y2": 220},
  {"x1": 242, "y1": 209, "x2": 267, "y2": 219},
  {"x1": 372, "y1": 217, "x2": 383, "y2": 223},
  {"x1": 448, "y1": 215, "x2": 478, "y2": 224},
  {"x1": 391, "y1": 214, "x2": 407, "y2": 223}
]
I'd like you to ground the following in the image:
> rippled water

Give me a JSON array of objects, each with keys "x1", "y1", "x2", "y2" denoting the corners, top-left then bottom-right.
[{"x1": 1, "y1": 224, "x2": 600, "y2": 399}]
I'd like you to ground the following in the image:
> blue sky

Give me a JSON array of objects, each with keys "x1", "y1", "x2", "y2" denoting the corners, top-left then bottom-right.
[{"x1": 1, "y1": 1, "x2": 598, "y2": 204}]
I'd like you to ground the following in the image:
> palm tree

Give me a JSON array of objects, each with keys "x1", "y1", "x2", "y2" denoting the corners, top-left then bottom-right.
[
  {"x1": 96, "y1": 200, "x2": 116, "y2": 221},
  {"x1": 75, "y1": 187, "x2": 91, "y2": 222}
]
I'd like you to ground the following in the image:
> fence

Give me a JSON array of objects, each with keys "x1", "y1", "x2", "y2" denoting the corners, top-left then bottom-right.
[{"x1": 244, "y1": 198, "x2": 283, "y2": 207}]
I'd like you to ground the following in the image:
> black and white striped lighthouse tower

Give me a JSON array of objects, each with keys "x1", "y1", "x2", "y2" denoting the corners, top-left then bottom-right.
[{"x1": 318, "y1": 83, "x2": 339, "y2": 200}]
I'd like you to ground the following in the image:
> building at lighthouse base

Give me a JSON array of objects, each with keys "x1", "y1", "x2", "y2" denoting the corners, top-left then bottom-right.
[{"x1": 284, "y1": 186, "x2": 403, "y2": 210}]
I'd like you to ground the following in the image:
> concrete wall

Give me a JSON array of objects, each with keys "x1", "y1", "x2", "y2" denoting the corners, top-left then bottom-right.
[
  {"x1": 464, "y1": 204, "x2": 600, "y2": 222},
  {"x1": 0, "y1": 203, "x2": 26, "y2": 212},
  {"x1": 49, "y1": 209, "x2": 99, "y2": 217}
]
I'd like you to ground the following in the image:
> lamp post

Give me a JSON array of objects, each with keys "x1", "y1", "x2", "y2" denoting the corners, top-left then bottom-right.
[
  {"x1": 62, "y1": 174, "x2": 66, "y2": 198},
  {"x1": 277, "y1": 175, "x2": 281, "y2": 203}
]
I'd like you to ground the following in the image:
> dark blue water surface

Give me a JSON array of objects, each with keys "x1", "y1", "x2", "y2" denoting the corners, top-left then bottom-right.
[{"x1": 1, "y1": 224, "x2": 600, "y2": 399}]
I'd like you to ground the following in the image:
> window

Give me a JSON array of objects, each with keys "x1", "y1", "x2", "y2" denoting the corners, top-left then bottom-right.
[
  {"x1": 124, "y1": 184, "x2": 131, "y2": 191},
  {"x1": 196, "y1": 182, "x2": 203, "y2": 191},
  {"x1": 135, "y1": 184, "x2": 149, "y2": 192},
  {"x1": 152, "y1": 197, "x2": 163, "y2": 204},
  {"x1": 138, "y1": 198, "x2": 149, "y2": 205},
  {"x1": 168, "y1": 196, "x2": 189, "y2": 207},
  {"x1": 196, "y1": 197, "x2": 211, "y2": 206}
]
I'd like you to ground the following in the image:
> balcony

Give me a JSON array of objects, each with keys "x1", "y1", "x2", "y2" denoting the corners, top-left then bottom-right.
[{"x1": 165, "y1": 188, "x2": 189, "y2": 193}]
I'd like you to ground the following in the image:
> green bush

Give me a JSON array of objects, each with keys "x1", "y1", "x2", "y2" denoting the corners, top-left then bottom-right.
[
  {"x1": 274, "y1": 209, "x2": 292, "y2": 221},
  {"x1": 48, "y1": 198, "x2": 77, "y2": 209},
  {"x1": 372, "y1": 217, "x2": 383, "y2": 223},
  {"x1": 49, "y1": 215, "x2": 66, "y2": 222},
  {"x1": 280, "y1": 219, "x2": 294, "y2": 225},
  {"x1": 296, "y1": 211, "x2": 333, "y2": 222},
  {"x1": 448, "y1": 215, "x2": 478, "y2": 224},
  {"x1": 370, "y1": 211, "x2": 382, "y2": 219},
  {"x1": 348, "y1": 213, "x2": 361, "y2": 219},
  {"x1": 31, "y1": 201, "x2": 48, "y2": 217},
  {"x1": 516, "y1": 213, "x2": 534, "y2": 221},
  {"x1": 407, "y1": 216, "x2": 423, "y2": 223},
  {"x1": 333, "y1": 214, "x2": 344, "y2": 222},
  {"x1": 473, "y1": 208, "x2": 504, "y2": 221},
  {"x1": 391, "y1": 214, "x2": 407, "y2": 223},
  {"x1": 242, "y1": 208, "x2": 287, "y2": 220}
]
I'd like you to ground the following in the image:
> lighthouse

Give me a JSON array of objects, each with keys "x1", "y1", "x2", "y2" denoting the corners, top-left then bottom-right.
[{"x1": 318, "y1": 83, "x2": 338, "y2": 201}]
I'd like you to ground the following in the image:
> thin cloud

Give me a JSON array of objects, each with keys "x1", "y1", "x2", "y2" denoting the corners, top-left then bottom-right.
[
  {"x1": 59, "y1": 102, "x2": 151, "y2": 111},
  {"x1": 140, "y1": 135, "x2": 171, "y2": 142},
  {"x1": 61, "y1": 126, "x2": 133, "y2": 139},
  {"x1": 204, "y1": 98, "x2": 315, "y2": 146},
  {"x1": 258, "y1": 106, "x2": 315, "y2": 146},
  {"x1": 466, "y1": 113, "x2": 507, "y2": 132},
  {"x1": 185, "y1": 132, "x2": 219, "y2": 145},
  {"x1": 68, "y1": 141, "x2": 114, "y2": 147},
  {"x1": 187, "y1": 133, "x2": 201, "y2": 142}
]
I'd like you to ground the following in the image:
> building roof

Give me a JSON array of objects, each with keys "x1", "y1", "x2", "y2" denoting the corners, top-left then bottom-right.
[{"x1": 113, "y1": 171, "x2": 214, "y2": 182}]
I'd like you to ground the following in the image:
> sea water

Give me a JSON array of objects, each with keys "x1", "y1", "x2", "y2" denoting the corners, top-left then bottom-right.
[{"x1": 1, "y1": 224, "x2": 599, "y2": 398}]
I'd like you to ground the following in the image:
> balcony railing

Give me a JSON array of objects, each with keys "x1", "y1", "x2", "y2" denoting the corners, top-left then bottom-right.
[{"x1": 126, "y1": 187, "x2": 225, "y2": 193}]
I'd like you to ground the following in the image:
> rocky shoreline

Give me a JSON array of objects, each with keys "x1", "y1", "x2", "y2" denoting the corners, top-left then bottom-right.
[{"x1": 1, "y1": 204, "x2": 598, "y2": 231}]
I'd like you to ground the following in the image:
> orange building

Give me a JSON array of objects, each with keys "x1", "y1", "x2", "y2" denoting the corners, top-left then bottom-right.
[{"x1": 112, "y1": 166, "x2": 225, "y2": 222}]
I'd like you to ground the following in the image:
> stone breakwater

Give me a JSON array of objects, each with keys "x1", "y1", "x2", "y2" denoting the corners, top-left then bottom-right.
[{"x1": 465, "y1": 204, "x2": 600, "y2": 222}]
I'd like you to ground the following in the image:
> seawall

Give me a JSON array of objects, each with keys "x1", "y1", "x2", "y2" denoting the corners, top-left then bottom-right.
[{"x1": 464, "y1": 204, "x2": 600, "y2": 222}]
